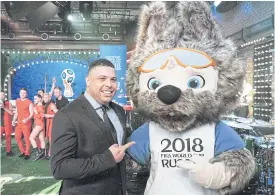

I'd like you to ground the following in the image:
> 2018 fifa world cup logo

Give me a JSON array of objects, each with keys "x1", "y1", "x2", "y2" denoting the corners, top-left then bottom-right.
[{"x1": 61, "y1": 69, "x2": 75, "y2": 98}]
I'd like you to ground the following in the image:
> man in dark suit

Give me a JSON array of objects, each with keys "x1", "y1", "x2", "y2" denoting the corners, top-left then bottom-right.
[{"x1": 50, "y1": 59, "x2": 135, "y2": 195}]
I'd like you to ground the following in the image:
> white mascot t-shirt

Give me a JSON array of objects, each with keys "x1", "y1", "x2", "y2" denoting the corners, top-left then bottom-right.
[{"x1": 145, "y1": 122, "x2": 217, "y2": 195}]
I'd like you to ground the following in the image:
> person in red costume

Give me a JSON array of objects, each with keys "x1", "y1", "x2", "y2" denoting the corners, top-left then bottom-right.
[
  {"x1": 0, "y1": 91, "x2": 14, "y2": 156},
  {"x1": 12, "y1": 88, "x2": 34, "y2": 160},
  {"x1": 43, "y1": 93, "x2": 58, "y2": 159},
  {"x1": 30, "y1": 94, "x2": 46, "y2": 161},
  {"x1": 36, "y1": 77, "x2": 56, "y2": 150}
]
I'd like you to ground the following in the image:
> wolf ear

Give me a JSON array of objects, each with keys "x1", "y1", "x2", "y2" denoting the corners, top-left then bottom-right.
[
  {"x1": 135, "y1": 2, "x2": 168, "y2": 52},
  {"x1": 175, "y1": 1, "x2": 223, "y2": 42}
]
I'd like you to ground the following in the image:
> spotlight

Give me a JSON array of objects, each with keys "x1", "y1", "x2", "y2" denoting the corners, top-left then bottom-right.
[
  {"x1": 74, "y1": 33, "x2": 82, "y2": 40},
  {"x1": 214, "y1": 1, "x2": 221, "y2": 7},
  {"x1": 1, "y1": 22, "x2": 9, "y2": 34},
  {"x1": 80, "y1": 2, "x2": 93, "y2": 20},
  {"x1": 41, "y1": 33, "x2": 48, "y2": 40},
  {"x1": 67, "y1": 14, "x2": 73, "y2": 21},
  {"x1": 57, "y1": 1, "x2": 71, "y2": 21},
  {"x1": 62, "y1": 22, "x2": 71, "y2": 34}
]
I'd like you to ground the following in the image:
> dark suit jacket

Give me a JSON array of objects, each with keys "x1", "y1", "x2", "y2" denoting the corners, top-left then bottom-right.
[{"x1": 50, "y1": 95, "x2": 127, "y2": 195}]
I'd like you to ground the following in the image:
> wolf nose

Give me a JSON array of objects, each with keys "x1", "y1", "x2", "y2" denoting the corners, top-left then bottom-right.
[{"x1": 157, "y1": 85, "x2": 181, "y2": 105}]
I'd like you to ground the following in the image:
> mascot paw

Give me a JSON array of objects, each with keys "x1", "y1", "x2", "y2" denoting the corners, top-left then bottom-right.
[
  {"x1": 177, "y1": 159, "x2": 197, "y2": 170},
  {"x1": 178, "y1": 160, "x2": 232, "y2": 190}
]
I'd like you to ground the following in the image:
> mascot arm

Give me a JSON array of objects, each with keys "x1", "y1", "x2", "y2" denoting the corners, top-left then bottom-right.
[
  {"x1": 211, "y1": 121, "x2": 255, "y2": 194},
  {"x1": 126, "y1": 122, "x2": 150, "y2": 171},
  {"x1": 178, "y1": 121, "x2": 255, "y2": 194}
]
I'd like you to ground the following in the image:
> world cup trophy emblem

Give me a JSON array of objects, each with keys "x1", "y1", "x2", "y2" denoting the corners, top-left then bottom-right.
[{"x1": 61, "y1": 69, "x2": 75, "y2": 98}]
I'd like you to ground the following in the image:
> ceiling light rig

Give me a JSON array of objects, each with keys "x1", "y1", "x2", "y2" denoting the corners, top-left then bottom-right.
[
  {"x1": 1, "y1": 50, "x2": 100, "y2": 55},
  {"x1": 240, "y1": 34, "x2": 274, "y2": 48},
  {"x1": 252, "y1": 38, "x2": 274, "y2": 121}
]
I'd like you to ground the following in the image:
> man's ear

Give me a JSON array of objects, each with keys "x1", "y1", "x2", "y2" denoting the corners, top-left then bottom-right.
[{"x1": 85, "y1": 75, "x2": 90, "y2": 87}]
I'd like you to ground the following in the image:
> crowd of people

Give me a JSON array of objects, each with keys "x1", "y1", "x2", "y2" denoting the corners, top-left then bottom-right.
[{"x1": 0, "y1": 78, "x2": 69, "y2": 160}]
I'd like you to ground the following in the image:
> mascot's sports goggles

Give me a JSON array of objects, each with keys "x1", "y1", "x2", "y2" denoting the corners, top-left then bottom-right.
[{"x1": 138, "y1": 48, "x2": 216, "y2": 73}]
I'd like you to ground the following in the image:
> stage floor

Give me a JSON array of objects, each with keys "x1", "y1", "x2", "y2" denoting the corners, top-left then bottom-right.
[{"x1": 1, "y1": 138, "x2": 60, "y2": 195}]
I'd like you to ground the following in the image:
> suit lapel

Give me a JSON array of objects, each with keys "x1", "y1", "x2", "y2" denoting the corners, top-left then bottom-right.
[{"x1": 80, "y1": 95, "x2": 115, "y2": 145}]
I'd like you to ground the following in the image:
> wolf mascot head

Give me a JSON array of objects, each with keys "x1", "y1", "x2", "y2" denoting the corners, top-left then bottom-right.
[{"x1": 126, "y1": 1, "x2": 246, "y2": 132}]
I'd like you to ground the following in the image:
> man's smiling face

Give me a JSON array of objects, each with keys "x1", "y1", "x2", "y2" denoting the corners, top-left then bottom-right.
[{"x1": 86, "y1": 66, "x2": 117, "y2": 105}]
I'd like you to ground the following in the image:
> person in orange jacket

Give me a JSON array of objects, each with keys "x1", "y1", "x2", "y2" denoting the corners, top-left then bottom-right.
[
  {"x1": 0, "y1": 91, "x2": 14, "y2": 156},
  {"x1": 30, "y1": 94, "x2": 46, "y2": 161},
  {"x1": 12, "y1": 88, "x2": 34, "y2": 160}
]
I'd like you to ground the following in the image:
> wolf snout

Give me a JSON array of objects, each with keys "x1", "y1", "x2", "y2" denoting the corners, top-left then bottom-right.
[{"x1": 157, "y1": 85, "x2": 181, "y2": 105}]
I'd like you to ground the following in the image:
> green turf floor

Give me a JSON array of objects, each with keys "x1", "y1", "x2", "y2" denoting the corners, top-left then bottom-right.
[{"x1": 1, "y1": 137, "x2": 61, "y2": 195}]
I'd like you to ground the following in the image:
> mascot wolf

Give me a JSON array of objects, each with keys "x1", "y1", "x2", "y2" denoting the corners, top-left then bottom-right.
[{"x1": 126, "y1": 1, "x2": 255, "y2": 195}]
